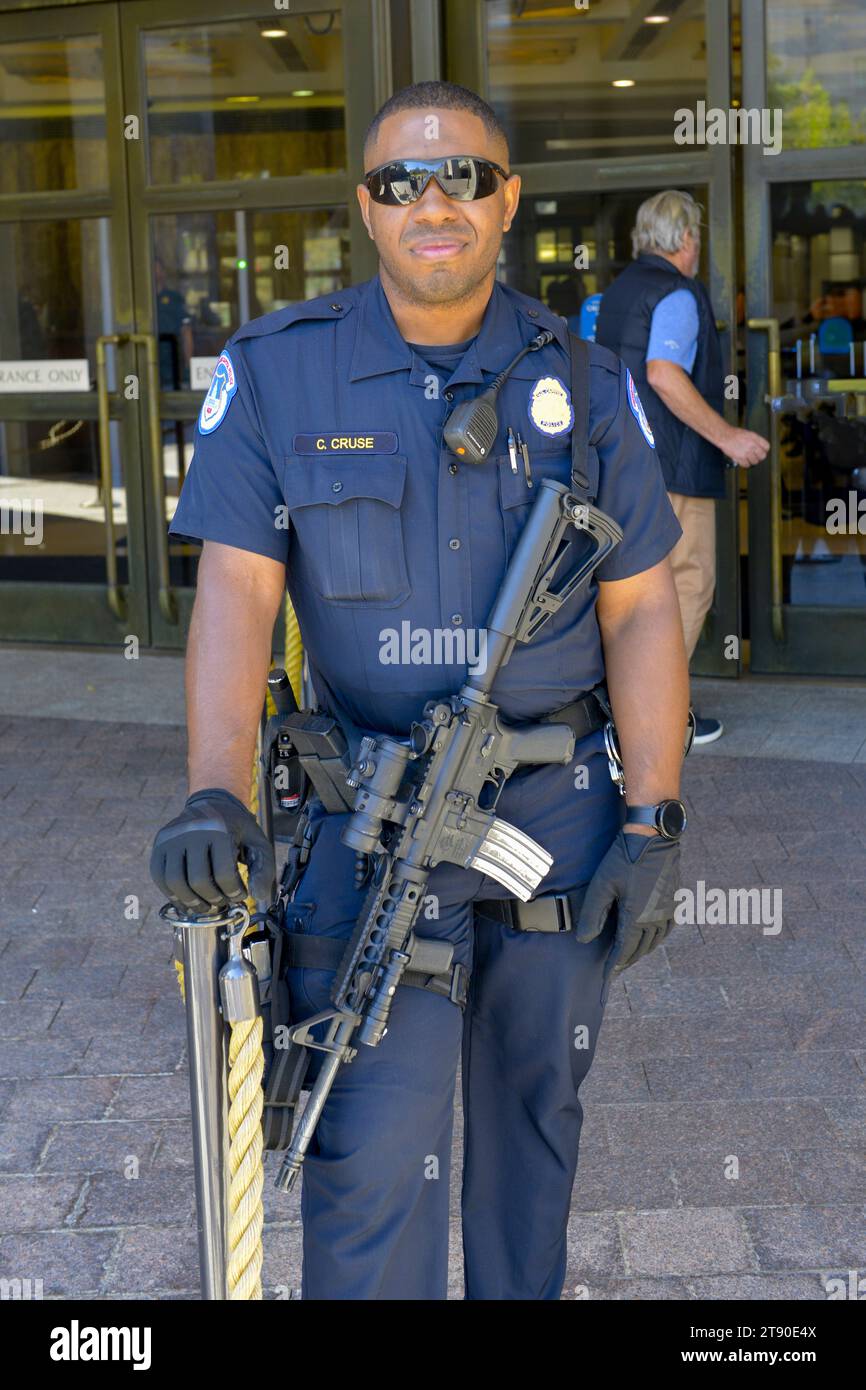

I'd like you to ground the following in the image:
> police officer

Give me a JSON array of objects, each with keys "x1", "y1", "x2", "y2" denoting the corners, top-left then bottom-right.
[{"x1": 151, "y1": 81, "x2": 690, "y2": 1301}]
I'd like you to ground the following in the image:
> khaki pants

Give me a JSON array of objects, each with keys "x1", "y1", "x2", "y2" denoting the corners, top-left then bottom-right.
[{"x1": 667, "y1": 492, "x2": 716, "y2": 661}]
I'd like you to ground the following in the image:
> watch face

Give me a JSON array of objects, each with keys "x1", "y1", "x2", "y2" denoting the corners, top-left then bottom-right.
[{"x1": 659, "y1": 800, "x2": 687, "y2": 838}]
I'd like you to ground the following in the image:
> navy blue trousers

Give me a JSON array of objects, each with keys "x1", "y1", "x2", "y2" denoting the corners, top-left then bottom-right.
[{"x1": 284, "y1": 770, "x2": 620, "y2": 1301}]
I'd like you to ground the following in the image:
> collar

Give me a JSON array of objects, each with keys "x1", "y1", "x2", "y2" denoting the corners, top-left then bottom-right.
[
  {"x1": 637, "y1": 253, "x2": 682, "y2": 276},
  {"x1": 349, "y1": 274, "x2": 569, "y2": 387}
]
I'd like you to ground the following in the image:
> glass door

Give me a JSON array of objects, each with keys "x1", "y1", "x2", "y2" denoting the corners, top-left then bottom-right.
[
  {"x1": 118, "y1": 0, "x2": 379, "y2": 648},
  {"x1": 0, "y1": 0, "x2": 380, "y2": 648},
  {"x1": 743, "y1": 0, "x2": 866, "y2": 675},
  {"x1": 0, "y1": 3, "x2": 151, "y2": 643},
  {"x1": 447, "y1": 0, "x2": 740, "y2": 677}
]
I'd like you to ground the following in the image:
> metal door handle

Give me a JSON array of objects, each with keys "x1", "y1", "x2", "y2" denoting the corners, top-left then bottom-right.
[
  {"x1": 747, "y1": 317, "x2": 784, "y2": 642},
  {"x1": 95, "y1": 335, "x2": 126, "y2": 620}
]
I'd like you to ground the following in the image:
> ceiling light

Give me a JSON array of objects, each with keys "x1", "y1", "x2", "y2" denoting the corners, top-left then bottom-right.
[
  {"x1": 226, "y1": 95, "x2": 260, "y2": 104},
  {"x1": 612, "y1": 79, "x2": 635, "y2": 88},
  {"x1": 644, "y1": 14, "x2": 670, "y2": 22},
  {"x1": 292, "y1": 89, "x2": 315, "y2": 97},
  {"x1": 261, "y1": 28, "x2": 288, "y2": 39}
]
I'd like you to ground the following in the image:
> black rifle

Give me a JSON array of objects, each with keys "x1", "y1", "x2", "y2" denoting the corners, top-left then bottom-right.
[{"x1": 275, "y1": 477, "x2": 622, "y2": 1193}]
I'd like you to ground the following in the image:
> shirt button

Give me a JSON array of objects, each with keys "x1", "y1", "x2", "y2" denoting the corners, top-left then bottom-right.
[
  {"x1": 448, "y1": 463, "x2": 458, "y2": 475},
  {"x1": 444, "y1": 389, "x2": 454, "y2": 402},
  {"x1": 331, "y1": 481, "x2": 343, "y2": 493},
  {"x1": 449, "y1": 538, "x2": 461, "y2": 550},
  {"x1": 330, "y1": 302, "x2": 343, "y2": 311},
  {"x1": 451, "y1": 613, "x2": 463, "y2": 626},
  {"x1": 528, "y1": 308, "x2": 539, "y2": 318}
]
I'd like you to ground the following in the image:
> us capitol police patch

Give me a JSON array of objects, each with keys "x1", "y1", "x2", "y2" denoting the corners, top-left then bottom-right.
[
  {"x1": 626, "y1": 369, "x2": 656, "y2": 448},
  {"x1": 198, "y1": 350, "x2": 237, "y2": 435},
  {"x1": 528, "y1": 375, "x2": 574, "y2": 438}
]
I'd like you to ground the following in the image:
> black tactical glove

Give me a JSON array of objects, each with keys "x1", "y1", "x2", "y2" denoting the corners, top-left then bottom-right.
[
  {"x1": 575, "y1": 830, "x2": 680, "y2": 974},
  {"x1": 150, "y1": 787, "x2": 275, "y2": 912}
]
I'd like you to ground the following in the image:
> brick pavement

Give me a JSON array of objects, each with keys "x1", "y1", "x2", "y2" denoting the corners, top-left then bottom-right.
[{"x1": 0, "y1": 708, "x2": 864, "y2": 1300}]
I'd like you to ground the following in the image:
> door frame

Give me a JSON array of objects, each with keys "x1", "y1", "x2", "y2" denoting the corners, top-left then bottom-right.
[
  {"x1": 442, "y1": 0, "x2": 740, "y2": 677},
  {"x1": 742, "y1": 0, "x2": 866, "y2": 676},
  {"x1": 0, "y1": 1, "x2": 152, "y2": 644}
]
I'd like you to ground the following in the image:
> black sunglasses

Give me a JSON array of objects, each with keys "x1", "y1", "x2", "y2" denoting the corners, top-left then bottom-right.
[{"x1": 363, "y1": 155, "x2": 510, "y2": 206}]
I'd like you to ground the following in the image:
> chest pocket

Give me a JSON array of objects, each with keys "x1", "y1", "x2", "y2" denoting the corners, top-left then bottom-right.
[
  {"x1": 281, "y1": 454, "x2": 410, "y2": 606},
  {"x1": 496, "y1": 449, "x2": 574, "y2": 562}
]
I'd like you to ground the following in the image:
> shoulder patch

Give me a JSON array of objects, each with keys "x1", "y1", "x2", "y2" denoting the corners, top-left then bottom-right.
[
  {"x1": 528, "y1": 375, "x2": 574, "y2": 438},
  {"x1": 198, "y1": 350, "x2": 237, "y2": 435},
  {"x1": 626, "y1": 370, "x2": 655, "y2": 449}
]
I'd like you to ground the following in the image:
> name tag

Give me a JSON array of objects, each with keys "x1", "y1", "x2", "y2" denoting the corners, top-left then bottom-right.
[{"x1": 293, "y1": 432, "x2": 398, "y2": 454}]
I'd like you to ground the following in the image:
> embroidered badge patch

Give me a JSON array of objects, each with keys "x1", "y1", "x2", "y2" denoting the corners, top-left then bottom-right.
[
  {"x1": 626, "y1": 370, "x2": 655, "y2": 448},
  {"x1": 198, "y1": 350, "x2": 237, "y2": 435},
  {"x1": 528, "y1": 376, "x2": 574, "y2": 437}
]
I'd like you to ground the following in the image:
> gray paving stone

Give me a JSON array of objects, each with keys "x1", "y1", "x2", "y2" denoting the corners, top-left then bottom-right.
[
  {"x1": 577, "y1": 1276, "x2": 692, "y2": 1300},
  {"x1": 644, "y1": 1050, "x2": 862, "y2": 1101},
  {"x1": 669, "y1": 1149, "x2": 802, "y2": 1207},
  {"x1": 821, "y1": 1097, "x2": 866, "y2": 1146},
  {"x1": 0, "y1": 999, "x2": 60, "y2": 1038},
  {"x1": 76, "y1": 1032, "x2": 184, "y2": 1077},
  {"x1": 47, "y1": 997, "x2": 153, "y2": 1038},
  {"x1": 744, "y1": 1205, "x2": 866, "y2": 1270},
  {"x1": 0, "y1": 1230, "x2": 118, "y2": 1296},
  {"x1": 0, "y1": 1123, "x2": 52, "y2": 1173},
  {"x1": 75, "y1": 1170, "x2": 196, "y2": 1228},
  {"x1": 0, "y1": 1038, "x2": 86, "y2": 1079},
  {"x1": 687, "y1": 1272, "x2": 830, "y2": 1299},
  {"x1": 25, "y1": 963, "x2": 126, "y2": 998},
  {"x1": 603, "y1": 1099, "x2": 834, "y2": 1156},
  {"x1": 39, "y1": 1121, "x2": 161, "y2": 1175},
  {"x1": 111, "y1": 1073, "x2": 191, "y2": 1121},
  {"x1": 788, "y1": 1148, "x2": 866, "y2": 1204},
  {"x1": 563, "y1": 1212, "x2": 625, "y2": 1281},
  {"x1": 0, "y1": 1175, "x2": 82, "y2": 1231},
  {"x1": 101, "y1": 1223, "x2": 199, "y2": 1294},
  {"x1": 5, "y1": 1077, "x2": 117, "y2": 1123},
  {"x1": 619, "y1": 1208, "x2": 755, "y2": 1276}
]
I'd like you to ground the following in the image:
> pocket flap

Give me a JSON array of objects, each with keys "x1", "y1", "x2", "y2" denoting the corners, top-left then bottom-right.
[{"x1": 282, "y1": 454, "x2": 407, "y2": 510}]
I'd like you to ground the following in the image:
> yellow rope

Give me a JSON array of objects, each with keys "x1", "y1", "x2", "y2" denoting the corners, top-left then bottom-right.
[
  {"x1": 285, "y1": 595, "x2": 303, "y2": 705},
  {"x1": 226, "y1": 1015, "x2": 264, "y2": 1300}
]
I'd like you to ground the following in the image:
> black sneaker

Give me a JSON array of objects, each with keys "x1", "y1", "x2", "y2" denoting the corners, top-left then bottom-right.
[{"x1": 693, "y1": 715, "x2": 724, "y2": 745}]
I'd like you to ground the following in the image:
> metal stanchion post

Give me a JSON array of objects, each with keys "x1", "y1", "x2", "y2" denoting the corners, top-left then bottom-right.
[{"x1": 160, "y1": 903, "x2": 249, "y2": 1301}]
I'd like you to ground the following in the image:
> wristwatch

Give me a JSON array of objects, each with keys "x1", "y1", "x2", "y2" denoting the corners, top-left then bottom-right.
[{"x1": 624, "y1": 799, "x2": 688, "y2": 841}]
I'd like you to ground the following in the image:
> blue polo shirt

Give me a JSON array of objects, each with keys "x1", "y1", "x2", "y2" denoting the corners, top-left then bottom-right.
[{"x1": 171, "y1": 275, "x2": 681, "y2": 887}]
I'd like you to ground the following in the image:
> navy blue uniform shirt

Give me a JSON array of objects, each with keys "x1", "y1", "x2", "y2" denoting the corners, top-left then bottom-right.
[{"x1": 171, "y1": 275, "x2": 681, "y2": 886}]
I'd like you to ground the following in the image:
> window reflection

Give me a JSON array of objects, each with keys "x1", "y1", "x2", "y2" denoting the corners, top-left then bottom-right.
[
  {"x1": 0, "y1": 218, "x2": 111, "y2": 369},
  {"x1": 143, "y1": 14, "x2": 346, "y2": 184},
  {"x1": 151, "y1": 208, "x2": 351, "y2": 387},
  {"x1": 772, "y1": 181, "x2": 866, "y2": 606},
  {"x1": 485, "y1": 0, "x2": 707, "y2": 163},
  {"x1": 0, "y1": 34, "x2": 107, "y2": 194},
  {"x1": 767, "y1": 0, "x2": 866, "y2": 150}
]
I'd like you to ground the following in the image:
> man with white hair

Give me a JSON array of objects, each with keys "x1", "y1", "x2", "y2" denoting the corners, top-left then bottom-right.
[{"x1": 597, "y1": 190, "x2": 768, "y2": 743}]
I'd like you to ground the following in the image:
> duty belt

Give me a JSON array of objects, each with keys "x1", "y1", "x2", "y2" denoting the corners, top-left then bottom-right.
[
  {"x1": 537, "y1": 683, "x2": 610, "y2": 743},
  {"x1": 281, "y1": 930, "x2": 470, "y2": 1009},
  {"x1": 476, "y1": 884, "x2": 588, "y2": 933}
]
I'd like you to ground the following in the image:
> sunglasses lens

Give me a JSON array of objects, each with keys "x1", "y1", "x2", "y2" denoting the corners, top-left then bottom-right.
[
  {"x1": 436, "y1": 157, "x2": 499, "y2": 201},
  {"x1": 367, "y1": 158, "x2": 502, "y2": 205},
  {"x1": 368, "y1": 162, "x2": 430, "y2": 205}
]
